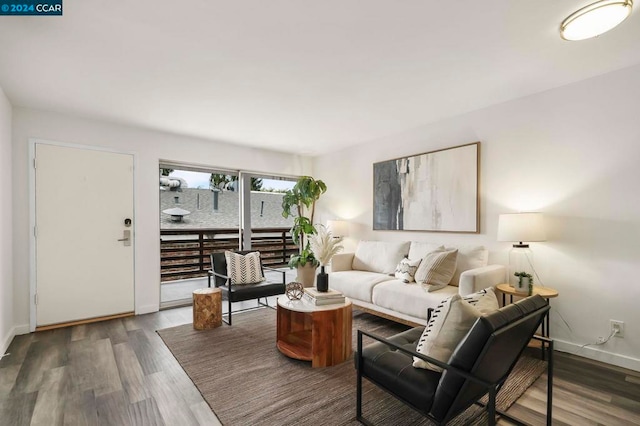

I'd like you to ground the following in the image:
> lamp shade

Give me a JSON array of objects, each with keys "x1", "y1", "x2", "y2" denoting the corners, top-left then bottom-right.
[
  {"x1": 497, "y1": 213, "x2": 546, "y2": 244},
  {"x1": 327, "y1": 220, "x2": 348, "y2": 238}
]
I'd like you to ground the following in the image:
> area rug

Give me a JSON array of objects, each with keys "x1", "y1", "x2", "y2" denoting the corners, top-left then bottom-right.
[{"x1": 158, "y1": 308, "x2": 546, "y2": 425}]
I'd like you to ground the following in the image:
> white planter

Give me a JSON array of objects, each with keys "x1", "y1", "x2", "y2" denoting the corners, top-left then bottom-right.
[{"x1": 515, "y1": 277, "x2": 530, "y2": 293}]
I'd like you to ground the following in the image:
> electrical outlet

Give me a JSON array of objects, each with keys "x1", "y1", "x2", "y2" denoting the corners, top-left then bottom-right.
[{"x1": 611, "y1": 320, "x2": 624, "y2": 338}]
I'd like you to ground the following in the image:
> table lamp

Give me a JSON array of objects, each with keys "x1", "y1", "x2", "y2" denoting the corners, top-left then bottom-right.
[{"x1": 497, "y1": 213, "x2": 546, "y2": 289}]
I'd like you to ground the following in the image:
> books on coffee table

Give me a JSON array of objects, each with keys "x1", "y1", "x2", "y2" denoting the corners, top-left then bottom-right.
[{"x1": 303, "y1": 288, "x2": 345, "y2": 305}]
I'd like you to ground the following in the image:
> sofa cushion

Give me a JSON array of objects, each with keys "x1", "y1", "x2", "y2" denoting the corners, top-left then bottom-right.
[
  {"x1": 372, "y1": 280, "x2": 458, "y2": 321},
  {"x1": 415, "y1": 249, "x2": 458, "y2": 291},
  {"x1": 408, "y1": 242, "x2": 445, "y2": 260},
  {"x1": 330, "y1": 253, "x2": 354, "y2": 272},
  {"x1": 394, "y1": 257, "x2": 422, "y2": 283},
  {"x1": 412, "y1": 288, "x2": 499, "y2": 371},
  {"x1": 329, "y1": 270, "x2": 395, "y2": 303},
  {"x1": 448, "y1": 246, "x2": 488, "y2": 286},
  {"x1": 352, "y1": 241, "x2": 411, "y2": 274}
]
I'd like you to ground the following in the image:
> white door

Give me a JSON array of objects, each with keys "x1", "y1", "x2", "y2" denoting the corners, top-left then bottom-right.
[{"x1": 34, "y1": 143, "x2": 135, "y2": 327}]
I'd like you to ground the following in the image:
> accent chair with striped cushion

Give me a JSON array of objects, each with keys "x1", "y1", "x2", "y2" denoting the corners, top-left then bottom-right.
[{"x1": 208, "y1": 251, "x2": 285, "y2": 325}]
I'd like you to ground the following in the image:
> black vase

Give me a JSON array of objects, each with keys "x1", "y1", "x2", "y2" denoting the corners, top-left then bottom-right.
[{"x1": 316, "y1": 266, "x2": 329, "y2": 292}]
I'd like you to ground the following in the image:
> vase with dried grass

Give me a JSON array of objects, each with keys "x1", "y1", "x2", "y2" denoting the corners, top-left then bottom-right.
[{"x1": 308, "y1": 225, "x2": 344, "y2": 292}]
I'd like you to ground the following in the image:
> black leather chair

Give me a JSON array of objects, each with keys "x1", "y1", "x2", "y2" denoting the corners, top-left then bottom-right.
[
  {"x1": 356, "y1": 294, "x2": 553, "y2": 426},
  {"x1": 208, "y1": 251, "x2": 286, "y2": 325}
]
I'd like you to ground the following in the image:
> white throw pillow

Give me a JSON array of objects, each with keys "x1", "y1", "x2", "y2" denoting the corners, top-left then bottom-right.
[
  {"x1": 462, "y1": 287, "x2": 499, "y2": 313},
  {"x1": 225, "y1": 251, "x2": 265, "y2": 284},
  {"x1": 394, "y1": 257, "x2": 422, "y2": 283},
  {"x1": 415, "y1": 249, "x2": 458, "y2": 292},
  {"x1": 413, "y1": 288, "x2": 499, "y2": 371}
]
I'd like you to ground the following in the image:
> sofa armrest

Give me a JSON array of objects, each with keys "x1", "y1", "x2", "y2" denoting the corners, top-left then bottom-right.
[
  {"x1": 330, "y1": 253, "x2": 355, "y2": 272},
  {"x1": 458, "y1": 264, "x2": 506, "y2": 296}
]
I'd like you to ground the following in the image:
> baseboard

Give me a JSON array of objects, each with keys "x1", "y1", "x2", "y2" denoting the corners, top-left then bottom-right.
[
  {"x1": 136, "y1": 304, "x2": 159, "y2": 315},
  {"x1": 554, "y1": 339, "x2": 640, "y2": 372},
  {"x1": 1, "y1": 324, "x2": 30, "y2": 356},
  {"x1": 1, "y1": 328, "x2": 14, "y2": 356},
  {"x1": 14, "y1": 324, "x2": 30, "y2": 335}
]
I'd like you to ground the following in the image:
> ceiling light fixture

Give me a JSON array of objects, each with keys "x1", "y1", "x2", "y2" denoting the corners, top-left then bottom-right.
[{"x1": 560, "y1": 0, "x2": 633, "y2": 41}]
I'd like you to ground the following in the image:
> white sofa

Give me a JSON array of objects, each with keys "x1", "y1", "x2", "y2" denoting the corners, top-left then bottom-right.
[{"x1": 329, "y1": 241, "x2": 506, "y2": 326}]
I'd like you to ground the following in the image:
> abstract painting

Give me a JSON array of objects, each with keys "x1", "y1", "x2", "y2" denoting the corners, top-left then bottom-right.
[{"x1": 373, "y1": 142, "x2": 479, "y2": 233}]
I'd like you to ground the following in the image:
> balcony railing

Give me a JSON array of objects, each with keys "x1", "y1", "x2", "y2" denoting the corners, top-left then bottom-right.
[{"x1": 160, "y1": 227, "x2": 298, "y2": 282}]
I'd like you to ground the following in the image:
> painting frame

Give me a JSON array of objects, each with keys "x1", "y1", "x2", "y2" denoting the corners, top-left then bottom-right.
[{"x1": 373, "y1": 142, "x2": 480, "y2": 233}]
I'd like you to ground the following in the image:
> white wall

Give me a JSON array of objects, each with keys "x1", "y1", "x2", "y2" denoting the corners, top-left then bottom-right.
[
  {"x1": 12, "y1": 108, "x2": 311, "y2": 330},
  {"x1": 0, "y1": 87, "x2": 13, "y2": 354},
  {"x1": 314, "y1": 64, "x2": 640, "y2": 371}
]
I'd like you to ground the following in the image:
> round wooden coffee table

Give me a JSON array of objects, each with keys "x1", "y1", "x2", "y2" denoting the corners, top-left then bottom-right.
[{"x1": 276, "y1": 295, "x2": 352, "y2": 368}]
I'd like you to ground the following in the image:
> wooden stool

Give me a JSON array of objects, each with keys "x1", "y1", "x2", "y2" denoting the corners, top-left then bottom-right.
[{"x1": 193, "y1": 288, "x2": 222, "y2": 330}]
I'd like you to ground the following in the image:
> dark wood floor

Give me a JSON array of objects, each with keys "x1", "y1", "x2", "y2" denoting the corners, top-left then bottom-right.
[
  {"x1": 1, "y1": 304, "x2": 639, "y2": 425},
  {"x1": 0, "y1": 306, "x2": 221, "y2": 426},
  {"x1": 505, "y1": 351, "x2": 640, "y2": 425}
]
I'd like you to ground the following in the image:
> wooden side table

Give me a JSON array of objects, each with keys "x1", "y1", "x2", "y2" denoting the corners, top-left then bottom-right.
[
  {"x1": 276, "y1": 295, "x2": 352, "y2": 368},
  {"x1": 193, "y1": 288, "x2": 222, "y2": 330},
  {"x1": 496, "y1": 283, "x2": 559, "y2": 301},
  {"x1": 495, "y1": 283, "x2": 558, "y2": 359}
]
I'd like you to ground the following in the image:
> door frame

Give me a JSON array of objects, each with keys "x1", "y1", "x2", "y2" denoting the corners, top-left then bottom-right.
[
  {"x1": 157, "y1": 161, "x2": 240, "y2": 308},
  {"x1": 29, "y1": 138, "x2": 138, "y2": 332},
  {"x1": 239, "y1": 171, "x2": 299, "y2": 251},
  {"x1": 156, "y1": 161, "x2": 299, "y2": 308}
]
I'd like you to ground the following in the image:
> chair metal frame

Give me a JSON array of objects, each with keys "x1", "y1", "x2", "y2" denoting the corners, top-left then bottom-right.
[
  {"x1": 207, "y1": 252, "x2": 286, "y2": 325},
  {"x1": 356, "y1": 308, "x2": 553, "y2": 426}
]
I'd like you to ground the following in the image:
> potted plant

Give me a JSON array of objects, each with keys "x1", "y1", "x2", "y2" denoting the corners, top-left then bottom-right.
[
  {"x1": 513, "y1": 271, "x2": 533, "y2": 294},
  {"x1": 308, "y1": 225, "x2": 344, "y2": 291},
  {"x1": 281, "y1": 176, "x2": 327, "y2": 287}
]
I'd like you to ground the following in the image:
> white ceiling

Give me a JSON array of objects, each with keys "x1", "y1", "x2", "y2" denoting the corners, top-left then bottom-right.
[{"x1": 1, "y1": 1, "x2": 639, "y2": 155}]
